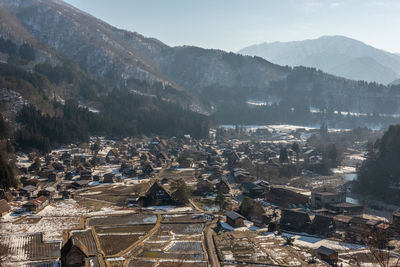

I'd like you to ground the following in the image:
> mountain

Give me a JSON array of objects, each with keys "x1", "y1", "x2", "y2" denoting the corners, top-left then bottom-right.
[
  {"x1": 239, "y1": 36, "x2": 400, "y2": 85},
  {"x1": 1, "y1": 0, "x2": 400, "y2": 135},
  {"x1": 390, "y1": 79, "x2": 400, "y2": 86},
  {"x1": 0, "y1": 0, "x2": 288, "y2": 93}
]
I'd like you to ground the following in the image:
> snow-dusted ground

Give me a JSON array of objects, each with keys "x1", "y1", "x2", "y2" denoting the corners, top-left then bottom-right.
[
  {"x1": 0, "y1": 199, "x2": 136, "y2": 242},
  {"x1": 281, "y1": 232, "x2": 364, "y2": 251},
  {"x1": 144, "y1": 206, "x2": 193, "y2": 212},
  {"x1": 1, "y1": 215, "x2": 80, "y2": 241},
  {"x1": 15, "y1": 154, "x2": 32, "y2": 169},
  {"x1": 331, "y1": 166, "x2": 356, "y2": 174}
]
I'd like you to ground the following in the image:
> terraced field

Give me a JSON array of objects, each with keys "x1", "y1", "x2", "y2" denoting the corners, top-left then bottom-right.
[
  {"x1": 136, "y1": 222, "x2": 208, "y2": 264},
  {"x1": 99, "y1": 234, "x2": 143, "y2": 255},
  {"x1": 95, "y1": 224, "x2": 156, "y2": 256}
]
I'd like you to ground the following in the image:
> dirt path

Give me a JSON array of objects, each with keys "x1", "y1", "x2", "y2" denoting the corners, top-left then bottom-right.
[
  {"x1": 189, "y1": 198, "x2": 207, "y2": 213},
  {"x1": 204, "y1": 222, "x2": 221, "y2": 267},
  {"x1": 190, "y1": 196, "x2": 221, "y2": 267},
  {"x1": 75, "y1": 195, "x2": 117, "y2": 206}
]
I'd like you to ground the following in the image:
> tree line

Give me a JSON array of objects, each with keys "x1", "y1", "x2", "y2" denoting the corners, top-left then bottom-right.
[{"x1": 356, "y1": 125, "x2": 400, "y2": 202}]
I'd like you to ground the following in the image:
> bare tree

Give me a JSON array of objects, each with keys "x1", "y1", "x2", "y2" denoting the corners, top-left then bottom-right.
[{"x1": 357, "y1": 225, "x2": 400, "y2": 267}]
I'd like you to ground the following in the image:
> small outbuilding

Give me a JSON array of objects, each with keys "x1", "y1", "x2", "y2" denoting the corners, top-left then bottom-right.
[
  {"x1": 0, "y1": 199, "x2": 11, "y2": 216},
  {"x1": 316, "y1": 246, "x2": 338, "y2": 265},
  {"x1": 225, "y1": 211, "x2": 245, "y2": 228}
]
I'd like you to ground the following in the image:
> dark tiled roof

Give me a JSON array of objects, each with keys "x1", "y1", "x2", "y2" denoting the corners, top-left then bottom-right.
[
  {"x1": 317, "y1": 246, "x2": 337, "y2": 256},
  {"x1": 226, "y1": 211, "x2": 245, "y2": 220},
  {"x1": 0, "y1": 199, "x2": 10, "y2": 214}
]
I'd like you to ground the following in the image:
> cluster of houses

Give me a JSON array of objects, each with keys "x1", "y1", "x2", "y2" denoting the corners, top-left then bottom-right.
[{"x1": 0, "y1": 129, "x2": 399, "y2": 266}]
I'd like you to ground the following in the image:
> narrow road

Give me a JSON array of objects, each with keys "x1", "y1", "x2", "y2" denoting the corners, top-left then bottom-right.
[
  {"x1": 204, "y1": 222, "x2": 221, "y2": 267},
  {"x1": 189, "y1": 198, "x2": 207, "y2": 213},
  {"x1": 189, "y1": 195, "x2": 221, "y2": 267}
]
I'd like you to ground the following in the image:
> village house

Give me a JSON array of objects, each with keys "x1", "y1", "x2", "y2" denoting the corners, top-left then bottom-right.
[
  {"x1": 52, "y1": 162, "x2": 65, "y2": 172},
  {"x1": 310, "y1": 214, "x2": 336, "y2": 236},
  {"x1": 61, "y1": 236, "x2": 103, "y2": 267},
  {"x1": 138, "y1": 181, "x2": 174, "y2": 207},
  {"x1": 227, "y1": 150, "x2": 240, "y2": 168},
  {"x1": 0, "y1": 189, "x2": 13, "y2": 202},
  {"x1": 241, "y1": 181, "x2": 268, "y2": 198},
  {"x1": 140, "y1": 152, "x2": 150, "y2": 163},
  {"x1": 22, "y1": 196, "x2": 49, "y2": 213},
  {"x1": 119, "y1": 162, "x2": 136, "y2": 177},
  {"x1": 333, "y1": 214, "x2": 352, "y2": 232},
  {"x1": 157, "y1": 151, "x2": 169, "y2": 162},
  {"x1": 344, "y1": 215, "x2": 386, "y2": 243},
  {"x1": 0, "y1": 199, "x2": 11, "y2": 216},
  {"x1": 194, "y1": 179, "x2": 215, "y2": 196},
  {"x1": 266, "y1": 186, "x2": 309, "y2": 207},
  {"x1": 393, "y1": 210, "x2": 400, "y2": 234},
  {"x1": 311, "y1": 190, "x2": 346, "y2": 209},
  {"x1": 178, "y1": 157, "x2": 196, "y2": 168},
  {"x1": 106, "y1": 149, "x2": 119, "y2": 164},
  {"x1": 38, "y1": 187, "x2": 56, "y2": 200},
  {"x1": 47, "y1": 171, "x2": 59, "y2": 182},
  {"x1": 71, "y1": 180, "x2": 91, "y2": 189},
  {"x1": 20, "y1": 185, "x2": 39, "y2": 198},
  {"x1": 316, "y1": 246, "x2": 338, "y2": 266},
  {"x1": 345, "y1": 216, "x2": 368, "y2": 243},
  {"x1": 280, "y1": 208, "x2": 311, "y2": 232},
  {"x1": 39, "y1": 167, "x2": 53, "y2": 179},
  {"x1": 21, "y1": 177, "x2": 41, "y2": 189},
  {"x1": 216, "y1": 178, "x2": 231, "y2": 195},
  {"x1": 102, "y1": 173, "x2": 115, "y2": 183},
  {"x1": 80, "y1": 169, "x2": 92, "y2": 180},
  {"x1": 65, "y1": 171, "x2": 74, "y2": 180},
  {"x1": 142, "y1": 162, "x2": 155, "y2": 176},
  {"x1": 226, "y1": 211, "x2": 245, "y2": 228},
  {"x1": 62, "y1": 190, "x2": 74, "y2": 200},
  {"x1": 328, "y1": 202, "x2": 364, "y2": 215}
]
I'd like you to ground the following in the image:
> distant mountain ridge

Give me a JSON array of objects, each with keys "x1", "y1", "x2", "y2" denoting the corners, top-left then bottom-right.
[
  {"x1": 239, "y1": 36, "x2": 400, "y2": 85},
  {"x1": 0, "y1": 0, "x2": 288, "y2": 93}
]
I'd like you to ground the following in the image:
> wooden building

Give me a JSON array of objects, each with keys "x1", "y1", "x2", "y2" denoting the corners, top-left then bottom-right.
[
  {"x1": 103, "y1": 173, "x2": 115, "y2": 183},
  {"x1": 0, "y1": 199, "x2": 11, "y2": 217},
  {"x1": 61, "y1": 236, "x2": 103, "y2": 267},
  {"x1": 226, "y1": 211, "x2": 245, "y2": 228},
  {"x1": 311, "y1": 214, "x2": 336, "y2": 236},
  {"x1": 138, "y1": 181, "x2": 174, "y2": 207},
  {"x1": 316, "y1": 246, "x2": 338, "y2": 265},
  {"x1": 280, "y1": 208, "x2": 311, "y2": 232},
  {"x1": 216, "y1": 178, "x2": 231, "y2": 195},
  {"x1": 266, "y1": 186, "x2": 309, "y2": 207},
  {"x1": 23, "y1": 196, "x2": 49, "y2": 213},
  {"x1": 311, "y1": 190, "x2": 346, "y2": 209}
]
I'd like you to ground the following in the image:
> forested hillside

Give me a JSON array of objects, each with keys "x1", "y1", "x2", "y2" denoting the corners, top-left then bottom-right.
[
  {"x1": 356, "y1": 125, "x2": 400, "y2": 203},
  {"x1": 0, "y1": 37, "x2": 210, "y2": 153},
  {"x1": 2, "y1": 0, "x2": 400, "y2": 120}
]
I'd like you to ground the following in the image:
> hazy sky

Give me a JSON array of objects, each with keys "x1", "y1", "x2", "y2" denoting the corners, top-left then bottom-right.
[{"x1": 63, "y1": 0, "x2": 400, "y2": 53}]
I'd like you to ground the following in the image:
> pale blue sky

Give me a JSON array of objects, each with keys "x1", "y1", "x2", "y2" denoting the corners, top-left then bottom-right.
[{"x1": 64, "y1": 0, "x2": 400, "y2": 53}]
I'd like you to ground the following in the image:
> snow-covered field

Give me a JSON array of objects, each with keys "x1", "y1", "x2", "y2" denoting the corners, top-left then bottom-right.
[
  {"x1": 144, "y1": 206, "x2": 193, "y2": 212},
  {"x1": 281, "y1": 232, "x2": 364, "y2": 251},
  {"x1": 0, "y1": 199, "x2": 136, "y2": 242},
  {"x1": 331, "y1": 166, "x2": 356, "y2": 174}
]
